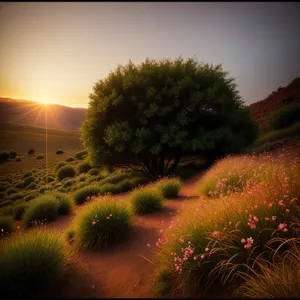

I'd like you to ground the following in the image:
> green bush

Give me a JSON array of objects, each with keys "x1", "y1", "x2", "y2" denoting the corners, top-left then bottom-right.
[
  {"x1": 26, "y1": 182, "x2": 37, "y2": 190},
  {"x1": 45, "y1": 191, "x2": 73, "y2": 215},
  {"x1": 23, "y1": 195, "x2": 59, "y2": 228},
  {"x1": 0, "y1": 228, "x2": 68, "y2": 296},
  {"x1": 24, "y1": 193, "x2": 38, "y2": 202},
  {"x1": 65, "y1": 157, "x2": 75, "y2": 162},
  {"x1": 0, "y1": 216, "x2": 14, "y2": 235},
  {"x1": 9, "y1": 150, "x2": 17, "y2": 159},
  {"x1": 15, "y1": 157, "x2": 22, "y2": 162},
  {"x1": 27, "y1": 149, "x2": 35, "y2": 155},
  {"x1": 0, "y1": 200, "x2": 13, "y2": 208},
  {"x1": 77, "y1": 161, "x2": 92, "y2": 174},
  {"x1": 100, "y1": 173, "x2": 129, "y2": 185},
  {"x1": 23, "y1": 171, "x2": 33, "y2": 179},
  {"x1": 0, "y1": 152, "x2": 10, "y2": 163},
  {"x1": 56, "y1": 149, "x2": 64, "y2": 155},
  {"x1": 98, "y1": 183, "x2": 117, "y2": 195},
  {"x1": 77, "y1": 174, "x2": 88, "y2": 182},
  {"x1": 73, "y1": 186, "x2": 100, "y2": 205},
  {"x1": 63, "y1": 179, "x2": 76, "y2": 188},
  {"x1": 270, "y1": 103, "x2": 300, "y2": 130},
  {"x1": 23, "y1": 176, "x2": 35, "y2": 188},
  {"x1": 8, "y1": 192, "x2": 23, "y2": 201},
  {"x1": 75, "y1": 150, "x2": 88, "y2": 160},
  {"x1": 89, "y1": 168, "x2": 100, "y2": 176},
  {"x1": 131, "y1": 188, "x2": 164, "y2": 214},
  {"x1": 157, "y1": 177, "x2": 182, "y2": 198},
  {"x1": 6, "y1": 187, "x2": 18, "y2": 195},
  {"x1": 0, "y1": 206, "x2": 14, "y2": 216},
  {"x1": 13, "y1": 203, "x2": 28, "y2": 220},
  {"x1": 55, "y1": 161, "x2": 67, "y2": 171},
  {"x1": 74, "y1": 200, "x2": 132, "y2": 250},
  {"x1": 57, "y1": 165, "x2": 76, "y2": 181},
  {"x1": 36, "y1": 155, "x2": 44, "y2": 160},
  {"x1": 47, "y1": 176, "x2": 55, "y2": 183}
]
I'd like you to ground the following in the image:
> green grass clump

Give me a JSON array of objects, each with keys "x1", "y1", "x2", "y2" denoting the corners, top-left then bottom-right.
[
  {"x1": 73, "y1": 200, "x2": 132, "y2": 250},
  {"x1": 45, "y1": 191, "x2": 74, "y2": 215},
  {"x1": 65, "y1": 157, "x2": 75, "y2": 162},
  {"x1": 13, "y1": 203, "x2": 29, "y2": 220},
  {"x1": 0, "y1": 152, "x2": 10, "y2": 163},
  {"x1": 47, "y1": 176, "x2": 55, "y2": 183},
  {"x1": 36, "y1": 155, "x2": 44, "y2": 160},
  {"x1": 23, "y1": 195, "x2": 59, "y2": 228},
  {"x1": 0, "y1": 228, "x2": 68, "y2": 297},
  {"x1": 0, "y1": 206, "x2": 14, "y2": 216},
  {"x1": 75, "y1": 150, "x2": 88, "y2": 160},
  {"x1": 0, "y1": 200, "x2": 13, "y2": 208},
  {"x1": 27, "y1": 148, "x2": 35, "y2": 155},
  {"x1": 63, "y1": 178, "x2": 76, "y2": 188},
  {"x1": 89, "y1": 168, "x2": 100, "y2": 176},
  {"x1": 55, "y1": 161, "x2": 67, "y2": 171},
  {"x1": 57, "y1": 165, "x2": 76, "y2": 181},
  {"x1": 6, "y1": 187, "x2": 18, "y2": 195},
  {"x1": 99, "y1": 172, "x2": 129, "y2": 185},
  {"x1": 23, "y1": 171, "x2": 33, "y2": 179},
  {"x1": 8, "y1": 192, "x2": 23, "y2": 201},
  {"x1": 154, "y1": 153, "x2": 300, "y2": 298},
  {"x1": 157, "y1": 177, "x2": 182, "y2": 198},
  {"x1": 23, "y1": 176, "x2": 35, "y2": 188},
  {"x1": 77, "y1": 174, "x2": 88, "y2": 182},
  {"x1": 0, "y1": 216, "x2": 14, "y2": 235},
  {"x1": 9, "y1": 150, "x2": 17, "y2": 159},
  {"x1": 56, "y1": 149, "x2": 64, "y2": 155},
  {"x1": 131, "y1": 188, "x2": 164, "y2": 214},
  {"x1": 73, "y1": 186, "x2": 100, "y2": 205},
  {"x1": 77, "y1": 161, "x2": 92, "y2": 174},
  {"x1": 25, "y1": 182, "x2": 37, "y2": 190},
  {"x1": 98, "y1": 183, "x2": 117, "y2": 195}
]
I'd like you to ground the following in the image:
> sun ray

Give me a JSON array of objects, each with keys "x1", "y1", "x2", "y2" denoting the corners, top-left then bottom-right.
[
  {"x1": 16, "y1": 104, "x2": 43, "y2": 121},
  {"x1": 33, "y1": 105, "x2": 46, "y2": 125},
  {"x1": 3, "y1": 102, "x2": 41, "y2": 113}
]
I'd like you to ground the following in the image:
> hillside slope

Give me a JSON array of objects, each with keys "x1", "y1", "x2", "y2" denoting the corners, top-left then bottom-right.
[{"x1": 0, "y1": 97, "x2": 87, "y2": 130}]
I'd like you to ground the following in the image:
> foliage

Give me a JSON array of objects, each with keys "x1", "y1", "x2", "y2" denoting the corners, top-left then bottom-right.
[
  {"x1": 0, "y1": 228, "x2": 68, "y2": 297},
  {"x1": 65, "y1": 157, "x2": 75, "y2": 162},
  {"x1": 82, "y1": 57, "x2": 258, "y2": 179},
  {"x1": 89, "y1": 168, "x2": 100, "y2": 176},
  {"x1": 15, "y1": 157, "x2": 22, "y2": 162},
  {"x1": 73, "y1": 200, "x2": 132, "y2": 250},
  {"x1": 73, "y1": 186, "x2": 100, "y2": 205},
  {"x1": 77, "y1": 161, "x2": 92, "y2": 173},
  {"x1": 13, "y1": 203, "x2": 28, "y2": 220},
  {"x1": 57, "y1": 165, "x2": 76, "y2": 181},
  {"x1": 75, "y1": 150, "x2": 88, "y2": 160},
  {"x1": 45, "y1": 191, "x2": 74, "y2": 215},
  {"x1": 36, "y1": 155, "x2": 44, "y2": 159},
  {"x1": 55, "y1": 161, "x2": 67, "y2": 171},
  {"x1": 56, "y1": 149, "x2": 64, "y2": 154},
  {"x1": 131, "y1": 188, "x2": 164, "y2": 214},
  {"x1": 9, "y1": 150, "x2": 17, "y2": 159},
  {"x1": 28, "y1": 149, "x2": 35, "y2": 155},
  {"x1": 270, "y1": 103, "x2": 300, "y2": 130},
  {"x1": 23, "y1": 195, "x2": 59, "y2": 228},
  {"x1": 157, "y1": 177, "x2": 182, "y2": 198}
]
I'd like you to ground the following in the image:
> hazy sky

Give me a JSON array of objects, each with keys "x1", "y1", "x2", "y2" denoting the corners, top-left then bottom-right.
[{"x1": 0, "y1": 2, "x2": 300, "y2": 107}]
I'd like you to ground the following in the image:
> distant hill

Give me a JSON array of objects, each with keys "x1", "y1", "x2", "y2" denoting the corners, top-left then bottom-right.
[
  {"x1": 0, "y1": 97, "x2": 87, "y2": 130},
  {"x1": 249, "y1": 77, "x2": 300, "y2": 132}
]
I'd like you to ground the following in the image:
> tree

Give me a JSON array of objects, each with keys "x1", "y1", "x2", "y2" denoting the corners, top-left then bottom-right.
[{"x1": 82, "y1": 57, "x2": 258, "y2": 180}]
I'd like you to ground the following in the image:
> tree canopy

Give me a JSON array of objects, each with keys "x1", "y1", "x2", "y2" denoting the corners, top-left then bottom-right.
[{"x1": 81, "y1": 57, "x2": 258, "y2": 179}]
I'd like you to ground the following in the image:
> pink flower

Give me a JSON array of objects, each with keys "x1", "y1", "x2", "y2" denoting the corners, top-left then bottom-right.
[
  {"x1": 146, "y1": 243, "x2": 151, "y2": 247},
  {"x1": 286, "y1": 209, "x2": 290, "y2": 213},
  {"x1": 283, "y1": 228, "x2": 288, "y2": 232},
  {"x1": 272, "y1": 216, "x2": 277, "y2": 221},
  {"x1": 92, "y1": 221, "x2": 96, "y2": 225},
  {"x1": 265, "y1": 217, "x2": 270, "y2": 221},
  {"x1": 17, "y1": 226, "x2": 20, "y2": 229},
  {"x1": 201, "y1": 255, "x2": 205, "y2": 260},
  {"x1": 205, "y1": 247, "x2": 209, "y2": 252},
  {"x1": 253, "y1": 216, "x2": 259, "y2": 222},
  {"x1": 156, "y1": 242, "x2": 159, "y2": 247},
  {"x1": 194, "y1": 256, "x2": 197, "y2": 260},
  {"x1": 241, "y1": 238, "x2": 246, "y2": 243}
]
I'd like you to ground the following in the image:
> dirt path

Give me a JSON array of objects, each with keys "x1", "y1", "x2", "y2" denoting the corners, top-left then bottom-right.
[{"x1": 47, "y1": 171, "x2": 205, "y2": 298}]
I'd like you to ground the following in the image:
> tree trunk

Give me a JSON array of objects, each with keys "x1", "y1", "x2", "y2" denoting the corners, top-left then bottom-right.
[{"x1": 166, "y1": 154, "x2": 181, "y2": 176}]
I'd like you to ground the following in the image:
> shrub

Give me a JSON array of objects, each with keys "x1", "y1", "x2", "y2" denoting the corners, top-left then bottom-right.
[
  {"x1": 36, "y1": 155, "x2": 44, "y2": 160},
  {"x1": 131, "y1": 188, "x2": 164, "y2": 214},
  {"x1": 89, "y1": 168, "x2": 99, "y2": 176},
  {"x1": 23, "y1": 195, "x2": 59, "y2": 228},
  {"x1": 26, "y1": 182, "x2": 37, "y2": 190},
  {"x1": 9, "y1": 150, "x2": 17, "y2": 159},
  {"x1": 23, "y1": 171, "x2": 33, "y2": 179},
  {"x1": 0, "y1": 206, "x2": 14, "y2": 216},
  {"x1": 115, "y1": 179, "x2": 135, "y2": 193},
  {"x1": 15, "y1": 157, "x2": 22, "y2": 162},
  {"x1": 63, "y1": 179, "x2": 76, "y2": 188},
  {"x1": 100, "y1": 172, "x2": 129, "y2": 185},
  {"x1": 8, "y1": 192, "x2": 23, "y2": 201},
  {"x1": 98, "y1": 183, "x2": 117, "y2": 195},
  {"x1": 73, "y1": 200, "x2": 132, "y2": 250},
  {"x1": 55, "y1": 161, "x2": 67, "y2": 171},
  {"x1": 0, "y1": 228, "x2": 68, "y2": 297},
  {"x1": 47, "y1": 176, "x2": 55, "y2": 183},
  {"x1": 0, "y1": 200, "x2": 13, "y2": 208},
  {"x1": 24, "y1": 193, "x2": 38, "y2": 202},
  {"x1": 157, "y1": 177, "x2": 182, "y2": 198},
  {"x1": 0, "y1": 216, "x2": 14, "y2": 235},
  {"x1": 77, "y1": 174, "x2": 88, "y2": 182},
  {"x1": 28, "y1": 148, "x2": 35, "y2": 155},
  {"x1": 73, "y1": 186, "x2": 100, "y2": 205},
  {"x1": 65, "y1": 157, "x2": 75, "y2": 162},
  {"x1": 23, "y1": 176, "x2": 35, "y2": 188},
  {"x1": 57, "y1": 165, "x2": 76, "y2": 181},
  {"x1": 56, "y1": 149, "x2": 64, "y2": 155},
  {"x1": 75, "y1": 150, "x2": 88, "y2": 160},
  {"x1": 13, "y1": 203, "x2": 28, "y2": 220},
  {"x1": 57, "y1": 187, "x2": 66, "y2": 193},
  {"x1": 45, "y1": 191, "x2": 73, "y2": 215},
  {"x1": 77, "y1": 161, "x2": 92, "y2": 174},
  {"x1": 270, "y1": 103, "x2": 300, "y2": 130},
  {"x1": 0, "y1": 152, "x2": 10, "y2": 163},
  {"x1": 6, "y1": 187, "x2": 18, "y2": 195}
]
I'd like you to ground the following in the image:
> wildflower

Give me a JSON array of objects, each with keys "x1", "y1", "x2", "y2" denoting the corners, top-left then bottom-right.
[
  {"x1": 194, "y1": 256, "x2": 197, "y2": 260},
  {"x1": 17, "y1": 226, "x2": 20, "y2": 229},
  {"x1": 201, "y1": 255, "x2": 205, "y2": 260},
  {"x1": 272, "y1": 216, "x2": 277, "y2": 221},
  {"x1": 253, "y1": 216, "x2": 259, "y2": 222},
  {"x1": 278, "y1": 223, "x2": 288, "y2": 231},
  {"x1": 205, "y1": 247, "x2": 209, "y2": 252},
  {"x1": 265, "y1": 217, "x2": 270, "y2": 221},
  {"x1": 283, "y1": 228, "x2": 288, "y2": 232},
  {"x1": 286, "y1": 209, "x2": 290, "y2": 213},
  {"x1": 92, "y1": 221, "x2": 96, "y2": 225},
  {"x1": 146, "y1": 243, "x2": 151, "y2": 247},
  {"x1": 241, "y1": 238, "x2": 246, "y2": 243}
]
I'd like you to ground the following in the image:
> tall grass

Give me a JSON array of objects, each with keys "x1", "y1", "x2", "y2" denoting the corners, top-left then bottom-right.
[{"x1": 154, "y1": 152, "x2": 300, "y2": 297}]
